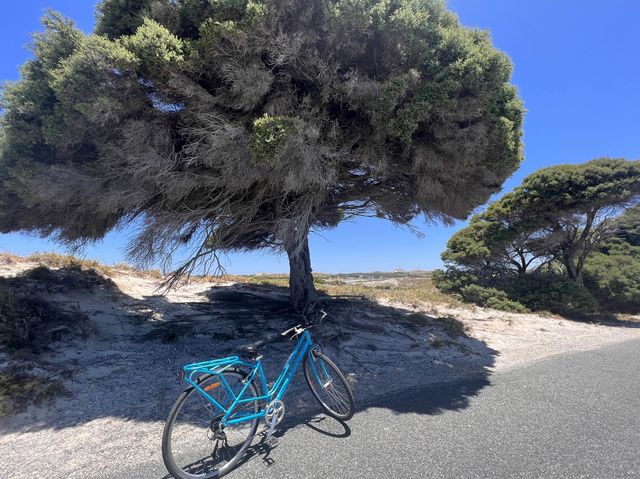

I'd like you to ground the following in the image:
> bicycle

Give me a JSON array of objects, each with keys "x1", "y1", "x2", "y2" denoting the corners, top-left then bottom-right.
[{"x1": 162, "y1": 323, "x2": 355, "y2": 479}]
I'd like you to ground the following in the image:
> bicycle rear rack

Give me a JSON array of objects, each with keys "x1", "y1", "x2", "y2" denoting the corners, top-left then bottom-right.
[{"x1": 182, "y1": 355, "x2": 243, "y2": 385}]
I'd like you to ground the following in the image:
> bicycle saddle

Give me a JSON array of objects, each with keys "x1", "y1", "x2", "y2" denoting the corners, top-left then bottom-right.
[{"x1": 238, "y1": 334, "x2": 276, "y2": 356}]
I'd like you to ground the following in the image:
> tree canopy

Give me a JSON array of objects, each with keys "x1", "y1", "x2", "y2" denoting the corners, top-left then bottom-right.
[
  {"x1": 442, "y1": 158, "x2": 640, "y2": 284},
  {"x1": 0, "y1": 0, "x2": 524, "y2": 308}
]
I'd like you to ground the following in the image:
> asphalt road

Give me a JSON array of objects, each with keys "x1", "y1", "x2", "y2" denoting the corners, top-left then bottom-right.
[{"x1": 128, "y1": 339, "x2": 640, "y2": 479}]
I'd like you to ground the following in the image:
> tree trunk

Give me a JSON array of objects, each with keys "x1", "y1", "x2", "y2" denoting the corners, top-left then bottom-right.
[
  {"x1": 287, "y1": 236, "x2": 316, "y2": 311},
  {"x1": 563, "y1": 252, "x2": 584, "y2": 286}
]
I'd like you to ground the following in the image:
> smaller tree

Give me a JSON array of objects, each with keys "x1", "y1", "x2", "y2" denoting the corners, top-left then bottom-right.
[
  {"x1": 511, "y1": 159, "x2": 640, "y2": 284},
  {"x1": 442, "y1": 158, "x2": 640, "y2": 285}
]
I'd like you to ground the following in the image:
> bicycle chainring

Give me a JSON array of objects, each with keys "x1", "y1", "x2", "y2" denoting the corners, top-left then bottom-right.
[{"x1": 264, "y1": 400, "x2": 285, "y2": 427}]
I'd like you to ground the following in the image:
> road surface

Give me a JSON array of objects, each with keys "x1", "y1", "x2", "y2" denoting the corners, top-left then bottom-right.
[{"x1": 123, "y1": 339, "x2": 640, "y2": 479}]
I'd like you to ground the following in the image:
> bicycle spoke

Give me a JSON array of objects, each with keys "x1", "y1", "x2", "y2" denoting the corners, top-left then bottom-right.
[
  {"x1": 165, "y1": 372, "x2": 258, "y2": 478},
  {"x1": 304, "y1": 353, "x2": 354, "y2": 421}
]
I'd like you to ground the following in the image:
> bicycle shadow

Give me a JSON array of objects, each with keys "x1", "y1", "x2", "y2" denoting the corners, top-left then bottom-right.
[
  {"x1": 158, "y1": 374, "x2": 493, "y2": 478},
  {"x1": 159, "y1": 414, "x2": 352, "y2": 478},
  {"x1": 240, "y1": 414, "x2": 353, "y2": 467}
]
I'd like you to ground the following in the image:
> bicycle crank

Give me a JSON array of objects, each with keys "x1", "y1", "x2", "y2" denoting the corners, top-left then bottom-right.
[{"x1": 264, "y1": 400, "x2": 285, "y2": 446}]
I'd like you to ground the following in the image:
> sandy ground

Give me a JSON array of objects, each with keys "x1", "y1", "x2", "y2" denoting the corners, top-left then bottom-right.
[
  {"x1": 0, "y1": 258, "x2": 639, "y2": 479},
  {"x1": 399, "y1": 301, "x2": 640, "y2": 371}
]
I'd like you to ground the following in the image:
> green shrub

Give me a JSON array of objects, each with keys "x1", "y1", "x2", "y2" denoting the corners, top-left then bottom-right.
[
  {"x1": 504, "y1": 273, "x2": 598, "y2": 317},
  {"x1": 432, "y1": 268, "x2": 479, "y2": 294},
  {"x1": 459, "y1": 284, "x2": 529, "y2": 313},
  {"x1": 434, "y1": 267, "x2": 599, "y2": 316},
  {"x1": 584, "y1": 240, "x2": 640, "y2": 313}
]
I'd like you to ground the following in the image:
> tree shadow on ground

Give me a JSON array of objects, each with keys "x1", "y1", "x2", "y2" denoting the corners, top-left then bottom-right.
[{"x1": 1, "y1": 266, "x2": 498, "y2": 475}]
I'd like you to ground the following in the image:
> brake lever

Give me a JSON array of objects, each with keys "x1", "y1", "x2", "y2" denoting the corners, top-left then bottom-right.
[
  {"x1": 281, "y1": 324, "x2": 301, "y2": 337},
  {"x1": 281, "y1": 324, "x2": 310, "y2": 340}
]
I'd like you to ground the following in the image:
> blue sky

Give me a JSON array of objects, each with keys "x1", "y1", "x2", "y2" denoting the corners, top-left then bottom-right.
[{"x1": 1, "y1": 0, "x2": 639, "y2": 274}]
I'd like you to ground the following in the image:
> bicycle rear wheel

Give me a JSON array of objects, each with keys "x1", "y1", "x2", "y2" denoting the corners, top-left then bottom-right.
[
  {"x1": 303, "y1": 350, "x2": 355, "y2": 421},
  {"x1": 162, "y1": 370, "x2": 259, "y2": 479}
]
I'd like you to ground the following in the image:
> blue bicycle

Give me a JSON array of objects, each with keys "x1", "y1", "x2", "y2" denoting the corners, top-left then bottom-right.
[{"x1": 162, "y1": 323, "x2": 355, "y2": 478}]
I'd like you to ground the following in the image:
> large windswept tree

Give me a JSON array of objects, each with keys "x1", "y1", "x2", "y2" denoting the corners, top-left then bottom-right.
[{"x1": 0, "y1": 0, "x2": 524, "y2": 309}]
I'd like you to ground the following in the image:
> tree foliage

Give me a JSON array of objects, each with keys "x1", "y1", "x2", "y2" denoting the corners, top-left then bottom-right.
[
  {"x1": 613, "y1": 204, "x2": 640, "y2": 247},
  {"x1": 0, "y1": 1, "x2": 524, "y2": 307},
  {"x1": 583, "y1": 207, "x2": 640, "y2": 312},
  {"x1": 443, "y1": 158, "x2": 640, "y2": 283},
  {"x1": 437, "y1": 158, "x2": 640, "y2": 315}
]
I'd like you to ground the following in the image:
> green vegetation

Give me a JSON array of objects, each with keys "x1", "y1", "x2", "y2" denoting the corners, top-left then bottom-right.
[
  {"x1": 0, "y1": 0, "x2": 524, "y2": 310},
  {"x1": 583, "y1": 207, "x2": 640, "y2": 312},
  {"x1": 504, "y1": 274, "x2": 598, "y2": 316},
  {"x1": 249, "y1": 114, "x2": 296, "y2": 167},
  {"x1": 459, "y1": 284, "x2": 530, "y2": 313},
  {"x1": 436, "y1": 159, "x2": 640, "y2": 316}
]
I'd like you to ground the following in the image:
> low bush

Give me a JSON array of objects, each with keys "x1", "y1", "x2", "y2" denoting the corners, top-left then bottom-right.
[
  {"x1": 432, "y1": 268, "x2": 480, "y2": 294},
  {"x1": 433, "y1": 269, "x2": 528, "y2": 312},
  {"x1": 27, "y1": 252, "x2": 109, "y2": 274},
  {"x1": 22, "y1": 264, "x2": 115, "y2": 291},
  {"x1": 434, "y1": 268, "x2": 598, "y2": 316},
  {"x1": 459, "y1": 284, "x2": 529, "y2": 313},
  {"x1": 504, "y1": 273, "x2": 598, "y2": 317}
]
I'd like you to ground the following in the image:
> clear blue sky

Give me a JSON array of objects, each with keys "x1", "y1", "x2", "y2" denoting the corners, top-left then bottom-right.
[{"x1": 1, "y1": 1, "x2": 639, "y2": 273}]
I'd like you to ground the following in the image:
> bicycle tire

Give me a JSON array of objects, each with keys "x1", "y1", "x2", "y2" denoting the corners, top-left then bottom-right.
[
  {"x1": 303, "y1": 351, "x2": 355, "y2": 421},
  {"x1": 162, "y1": 370, "x2": 259, "y2": 479}
]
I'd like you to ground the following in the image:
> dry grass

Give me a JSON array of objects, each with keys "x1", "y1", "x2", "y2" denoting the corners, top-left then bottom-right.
[
  {"x1": 216, "y1": 273, "x2": 460, "y2": 307},
  {"x1": 0, "y1": 252, "x2": 21, "y2": 264},
  {"x1": 0, "y1": 271, "x2": 94, "y2": 350},
  {"x1": 318, "y1": 277, "x2": 459, "y2": 306},
  {"x1": 108, "y1": 262, "x2": 164, "y2": 279},
  {"x1": 3, "y1": 252, "x2": 460, "y2": 307},
  {"x1": 405, "y1": 311, "x2": 469, "y2": 337},
  {"x1": 4, "y1": 252, "x2": 166, "y2": 280},
  {"x1": 614, "y1": 313, "x2": 640, "y2": 323},
  {"x1": 25, "y1": 252, "x2": 114, "y2": 276}
]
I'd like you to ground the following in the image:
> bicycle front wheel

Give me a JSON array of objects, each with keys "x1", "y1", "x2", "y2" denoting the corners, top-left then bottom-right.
[
  {"x1": 303, "y1": 350, "x2": 355, "y2": 421},
  {"x1": 162, "y1": 370, "x2": 259, "y2": 479}
]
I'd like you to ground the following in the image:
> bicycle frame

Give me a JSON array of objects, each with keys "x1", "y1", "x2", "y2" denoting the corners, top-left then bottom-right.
[{"x1": 181, "y1": 329, "x2": 323, "y2": 426}]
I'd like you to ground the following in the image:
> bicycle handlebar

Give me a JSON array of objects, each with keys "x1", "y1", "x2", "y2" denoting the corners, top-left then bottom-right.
[{"x1": 282, "y1": 308, "x2": 327, "y2": 339}]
